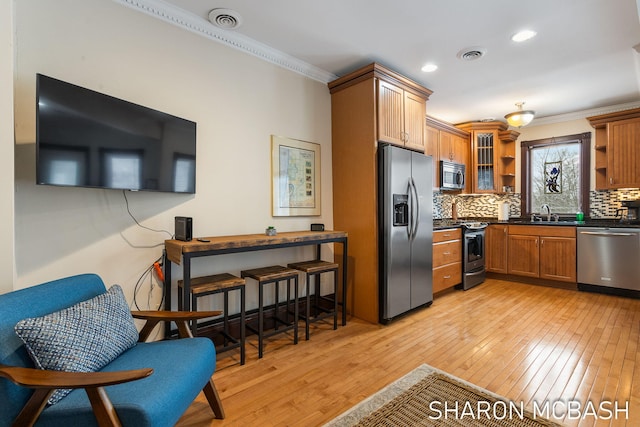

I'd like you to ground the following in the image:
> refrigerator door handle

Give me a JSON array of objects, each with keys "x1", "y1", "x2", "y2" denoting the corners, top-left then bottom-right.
[
  {"x1": 406, "y1": 180, "x2": 413, "y2": 240},
  {"x1": 409, "y1": 177, "x2": 420, "y2": 241}
]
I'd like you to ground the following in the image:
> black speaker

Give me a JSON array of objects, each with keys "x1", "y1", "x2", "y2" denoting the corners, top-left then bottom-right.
[
  {"x1": 175, "y1": 216, "x2": 192, "y2": 241},
  {"x1": 310, "y1": 223, "x2": 325, "y2": 231}
]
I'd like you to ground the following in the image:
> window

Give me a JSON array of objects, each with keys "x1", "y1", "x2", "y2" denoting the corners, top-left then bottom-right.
[{"x1": 521, "y1": 133, "x2": 591, "y2": 216}]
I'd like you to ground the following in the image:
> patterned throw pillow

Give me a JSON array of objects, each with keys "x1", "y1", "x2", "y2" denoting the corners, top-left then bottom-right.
[{"x1": 14, "y1": 284, "x2": 139, "y2": 405}]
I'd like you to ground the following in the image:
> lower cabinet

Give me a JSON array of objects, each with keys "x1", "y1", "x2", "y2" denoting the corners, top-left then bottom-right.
[
  {"x1": 432, "y1": 228, "x2": 462, "y2": 293},
  {"x1": 507, "y1": 225, "x2": 576, "y2": 282},
  {"x1": 486, "y1": 224, "x2": 508, "y2": 274}
]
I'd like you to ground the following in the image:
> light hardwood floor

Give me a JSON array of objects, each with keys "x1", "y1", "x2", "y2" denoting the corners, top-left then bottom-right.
[{"x1": 177, "y1": 278, "x2": 640, "y2": 426}]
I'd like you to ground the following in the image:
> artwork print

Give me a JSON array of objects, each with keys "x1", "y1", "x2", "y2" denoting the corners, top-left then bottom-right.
[
  {"x1": 544, "y1": 161, "x2": 562, "y2": 193},
  {"x1": 271, "y1": 135, "x2": 321, "y2": 216}
]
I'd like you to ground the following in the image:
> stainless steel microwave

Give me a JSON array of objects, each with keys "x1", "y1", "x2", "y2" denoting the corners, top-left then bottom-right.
[{"x1": 440, "y1": 161, "x2": 465, "y2": 191}]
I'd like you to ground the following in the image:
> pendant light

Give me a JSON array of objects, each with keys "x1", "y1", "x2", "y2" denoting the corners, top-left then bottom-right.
[{"x1": 504, "y1": 102, "x2": 535, "y2": 127}]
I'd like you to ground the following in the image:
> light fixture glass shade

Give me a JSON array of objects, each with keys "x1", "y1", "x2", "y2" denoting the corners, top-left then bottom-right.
[{"x1": 504, "y1": 102, "x2": 535, "y2": 127}]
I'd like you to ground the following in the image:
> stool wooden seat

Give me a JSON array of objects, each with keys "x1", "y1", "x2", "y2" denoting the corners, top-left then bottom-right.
[
  {"x1": 178, "y1": 273, "x2": 246, "y2": 365},
  {"x1": 241, "y1": 265, "x2": 299, "y2": 358},
  {"x1": 288, "y1": 260, "x2": 339, "y2": 340}
]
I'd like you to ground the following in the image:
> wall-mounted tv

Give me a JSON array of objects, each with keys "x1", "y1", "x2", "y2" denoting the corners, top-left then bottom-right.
[{"x1": 36, "y1": 74, "x2": 196, "y2": 193}]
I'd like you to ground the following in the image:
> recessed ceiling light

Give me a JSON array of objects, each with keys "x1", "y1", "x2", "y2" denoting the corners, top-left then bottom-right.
[
  {"x1": 421, "y1": 63, "x2": 438, "y2": 73},
  {"x1": 511, "y1": 30, "x2": 537, "y2": 42}
]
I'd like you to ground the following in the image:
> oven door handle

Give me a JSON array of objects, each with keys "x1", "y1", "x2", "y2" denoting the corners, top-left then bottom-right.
[{"x1": 465, "y1": 269, "x2": 485, "y2": 276}]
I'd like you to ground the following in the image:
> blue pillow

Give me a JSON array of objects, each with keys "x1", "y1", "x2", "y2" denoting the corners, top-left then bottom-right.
[{"x1": 14, "y1": 284, "x2": 139, "y2": 405}]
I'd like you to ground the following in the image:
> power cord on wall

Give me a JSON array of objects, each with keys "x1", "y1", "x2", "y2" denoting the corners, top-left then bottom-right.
[
  {"x1": 120, "y1": 190, "x2": 172, "y2": 311},
  {"x1": 132, "y1": 253, "x2": 165, "y2": 311}
]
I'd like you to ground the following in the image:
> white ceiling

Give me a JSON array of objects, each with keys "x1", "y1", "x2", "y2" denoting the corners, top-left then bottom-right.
[{"x1": 129, "y1": 0, "x2": 640, "y2": 125}]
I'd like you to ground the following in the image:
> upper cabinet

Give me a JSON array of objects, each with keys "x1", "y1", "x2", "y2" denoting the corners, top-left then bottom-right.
[
  {"x1": 456, "y1": 121, "x2": 519, "y2": 193},
  {"x1": 587, "y1": 108, "x2": 640, "y2": 190},
  {"x1": 330, "y1": 63, "x2": 433, "y2": 153},
  {"x1": 426, "y1": 116, "x2": 470, "y2": 190}
]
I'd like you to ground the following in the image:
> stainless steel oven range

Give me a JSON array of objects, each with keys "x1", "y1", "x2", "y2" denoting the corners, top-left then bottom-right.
[{"x1": 461, "y1": 222, "x2": 488, "y2": 290}]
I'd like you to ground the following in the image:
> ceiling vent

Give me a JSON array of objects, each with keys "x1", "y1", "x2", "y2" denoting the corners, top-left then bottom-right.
[
  {"x1": 208, "y1": 8, "x2": 243, "y2": 30},
  {"x1": 457, "y1": 47, "x2": 487, "y2": 61}
]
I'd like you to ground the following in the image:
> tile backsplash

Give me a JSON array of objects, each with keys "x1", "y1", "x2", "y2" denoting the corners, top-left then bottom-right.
[
  {"x1": 590, "y1": 189, "x2": 640, "y2": 218},
  {"x1": 433, "y1": 192, "x2": 521, "y2": 219},
  {"x1": 434, "y1": 189, "x2": 640, "y2": 219}
]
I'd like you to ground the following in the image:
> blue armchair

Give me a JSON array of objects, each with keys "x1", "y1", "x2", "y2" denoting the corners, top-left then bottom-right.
[{"x1": 0, "y1": 274, "x2": 224, "y2": 426}]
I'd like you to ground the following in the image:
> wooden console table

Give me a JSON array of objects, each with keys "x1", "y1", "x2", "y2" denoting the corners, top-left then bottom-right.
[{"x1": 163, "y1": 230, "x2": 348, "y2": 337}]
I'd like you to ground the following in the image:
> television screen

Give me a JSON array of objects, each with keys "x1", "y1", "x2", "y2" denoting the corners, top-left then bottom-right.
[{"x1": 36, "y1": 74, "x2": 196, "y2": 193}]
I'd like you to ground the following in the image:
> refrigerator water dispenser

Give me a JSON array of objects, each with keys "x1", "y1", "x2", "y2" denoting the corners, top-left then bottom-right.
[{"x1": 393, "y1": 194, "x2": 409, "y2": 226}]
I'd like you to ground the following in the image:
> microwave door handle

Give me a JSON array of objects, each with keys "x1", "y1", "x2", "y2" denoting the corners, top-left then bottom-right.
[{"x1": 457, "y1": 170, "x2": 464, "y2": 187}]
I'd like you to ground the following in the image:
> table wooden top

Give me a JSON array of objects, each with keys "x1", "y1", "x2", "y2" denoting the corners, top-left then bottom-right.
[{"x1": 165, "y1": 230, "x2": 347, "y2": 265}]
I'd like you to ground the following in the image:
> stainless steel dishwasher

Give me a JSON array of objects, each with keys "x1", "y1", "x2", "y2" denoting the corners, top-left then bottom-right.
[{"x1": 577, "y1": 227, "x2": 640, "y2": 295}]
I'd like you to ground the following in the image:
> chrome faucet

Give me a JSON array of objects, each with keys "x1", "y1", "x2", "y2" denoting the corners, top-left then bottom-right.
[{"x1": 541, "y1": 204, "x2": 551, "y2": 221}]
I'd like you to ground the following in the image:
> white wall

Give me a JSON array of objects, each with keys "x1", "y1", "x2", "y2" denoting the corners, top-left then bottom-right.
[
  {"x1": 12, "y1": 0, "x2": 333, "y2": 311},
  {"x1": 0, "y1": 0, "x2": 16, "y2": 294}
]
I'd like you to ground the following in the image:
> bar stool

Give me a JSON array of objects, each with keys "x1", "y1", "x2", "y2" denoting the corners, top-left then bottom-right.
[
  {"x1": 287, "y1": 260, "x2": 339, "y2": 340},
  {"x1": 178, "y1": 273, "x2": 246, "y2": 365},
  {"x1": 241, "y1": 265, "x2": 299, "y2": 358}
]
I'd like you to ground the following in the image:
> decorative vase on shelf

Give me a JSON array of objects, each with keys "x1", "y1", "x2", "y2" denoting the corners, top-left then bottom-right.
[{"x1": 266, "y1": 226, "x2": 277, "y2": 236}]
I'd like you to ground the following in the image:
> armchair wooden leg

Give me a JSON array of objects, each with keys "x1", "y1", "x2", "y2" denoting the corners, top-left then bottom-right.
[
  {"x1": 86, "y1": 386, "x2": 122, "y2": 427},
  {"x1": 12, "y1": 388, "x2": 54, "y2": 427},
  {"x1": 203, "y1": 379, "x2": 225, "y2": 419}
]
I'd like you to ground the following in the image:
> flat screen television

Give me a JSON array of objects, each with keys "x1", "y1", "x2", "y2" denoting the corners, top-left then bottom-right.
[{"x1": 36, "y1": 74, "x2": 196, "y2": 193}]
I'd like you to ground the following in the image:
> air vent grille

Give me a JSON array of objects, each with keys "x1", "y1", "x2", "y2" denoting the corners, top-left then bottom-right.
[
  {"x1": 457, "y1": 47, "x2": 487, "y2": 61},
  {"x1": 208, "y1": 8, "x2": 243, "y2": 30}
]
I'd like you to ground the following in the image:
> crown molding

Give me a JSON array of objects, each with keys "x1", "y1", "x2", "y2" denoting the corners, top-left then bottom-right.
[
  {"x1": 528, "y1": 100, "x2": 640, "y2": 127},
  {"x1": 112, "y1": 0, "x2": 338, "y2": 84}
]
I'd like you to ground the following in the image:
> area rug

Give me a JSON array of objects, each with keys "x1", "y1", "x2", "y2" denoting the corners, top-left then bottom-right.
[{"x1": 324, "y1": 364, "x2": 564, "y2": 426}]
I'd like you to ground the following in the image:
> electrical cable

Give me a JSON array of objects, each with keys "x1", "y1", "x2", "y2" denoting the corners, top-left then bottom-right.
[{"x1": 122, "y1": 190, "x2": 174, "y2": 238}]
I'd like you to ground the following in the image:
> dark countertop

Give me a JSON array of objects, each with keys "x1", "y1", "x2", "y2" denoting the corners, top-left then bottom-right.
[{"x1": 433, "y1": 217, "x2": 640, "y2": 230}]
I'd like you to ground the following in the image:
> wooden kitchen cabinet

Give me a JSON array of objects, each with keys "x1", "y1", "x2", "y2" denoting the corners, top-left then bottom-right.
[
  {"x1": 507, "y1": 225, "x2": 576, "y2": 283},
  {"x1": 328, "y1": 63, "x2": 432, "y2": 323},
  {"x1": 456, "y1": 121, "x2": 519, "y2": 193},
  {"x1": 507, "y1": 234, "x2": 539, "y2": 277},
  {"x1": 425, "y1": 116, "x2": 470, "y2": 190},
  {"x1": 588, "y1": 108, "x2": 640, "y2": 190},
  {"x1": 433, "y1": 228, "x2": 462, "y2": 293},
  {"x1": 486, "y1": 224, "x2": 508, "y2": 274},
  {"x1": 377, "y1": 74, "x2": 430, "y2": 151}
]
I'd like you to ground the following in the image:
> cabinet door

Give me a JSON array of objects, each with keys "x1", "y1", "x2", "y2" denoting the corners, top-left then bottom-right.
[
  {"x1": 377, "y1": 80, "x2": 405, "y2": 146},
  {"x1": 403, "y1": 91, "x2": 426, "y2": 152},
  {"x1": 486, "y1": 225, "x2": 508, "y2": 274},
  {"x1": 507, "y1": 235, "x2": 539, "y2": 277},
  {"x1": 425, "y1": 125, "x2": 440, "y2": 188},
  {"x1": 539, "y1": 237, "x2": 576, "y2": 282},
  {"x1": 607, "y1": 118, "x2": 640, "y2": 188},
  {"x1": 439, "y1": 131, "x2": 453, "y2": 161},
  {"x1": 451, "y1": 134, "x2": 469, "y2": 165},
  {"x1": 472, "y1": 130, "x2": 498, "y2": 193}
]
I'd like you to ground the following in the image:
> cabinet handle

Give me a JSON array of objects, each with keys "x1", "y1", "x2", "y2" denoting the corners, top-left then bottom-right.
[
  {"x1": 443, "y1": 251, "x2": 451, "y2": 255},
  {"x1": 443, "y1": 275, "x2": 451, "y2": 279}
]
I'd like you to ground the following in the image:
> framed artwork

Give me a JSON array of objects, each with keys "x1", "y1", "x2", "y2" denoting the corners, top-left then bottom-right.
[{"x1": 271, "y1": 135, "x2": 321, "y2": 216}]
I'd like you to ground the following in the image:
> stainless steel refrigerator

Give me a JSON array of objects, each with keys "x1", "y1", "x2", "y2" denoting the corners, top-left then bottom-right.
[{"x1": 379, "y1": 144, "x2": 433, "y2": 323}]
